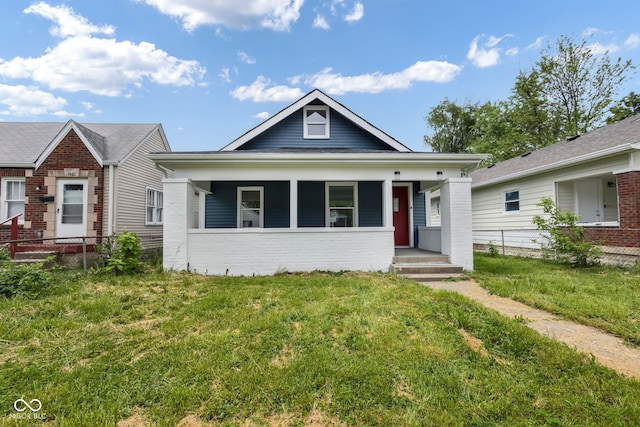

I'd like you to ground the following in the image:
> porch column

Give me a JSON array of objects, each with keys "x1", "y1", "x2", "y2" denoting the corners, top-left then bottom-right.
[
  {"x1": 440, "y1": 177, "x2": 473, "y2": 271},
  {"x1": 163, "y1": 177, "x2": 195, "y2": 271},
  {"x1": 290, "y1": 179, "x2": 298, "y2": 228},
  {"x1": 382, "y1": 179, "x2": 393, "y2": 227}
]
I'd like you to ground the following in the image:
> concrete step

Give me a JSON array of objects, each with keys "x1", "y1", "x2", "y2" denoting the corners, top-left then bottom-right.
[
  {"x1": 390, "y1": 263, "x2": 464, "y2": 275},
  {"x1": 392, "y1": 255, "x2": 450, "y2": 264},
  {"x1": 400, "y1": 273, "x2": 467, "y2": 282}
]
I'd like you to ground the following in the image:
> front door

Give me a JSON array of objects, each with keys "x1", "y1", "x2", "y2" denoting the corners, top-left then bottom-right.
[
  {"x1": 393, "y1": 186, "x2": 410, "y2": 246},
  {"x1": 56, "y1": 179, "x2": 88, "y2": 240},
  {"x1": 575, "y1": 180, "x2": 601, "y2": 223}
]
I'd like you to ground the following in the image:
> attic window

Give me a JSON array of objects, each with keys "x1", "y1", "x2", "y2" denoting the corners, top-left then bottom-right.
[{"x1": 303, "y1": 105, "x2": 330, "y2": 139}]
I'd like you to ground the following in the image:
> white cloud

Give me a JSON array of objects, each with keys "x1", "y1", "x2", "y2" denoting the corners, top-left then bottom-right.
[
  {"x1": 302, "y1": 61, "x2": 462, "y2": 95},
  {"x1": 219, "y1": 67, "x2": 231, "y2": 83},
  {"x1": 625, "y1": 33, "x2": 640, "y2": 49},
  {"x1": 255, "y1": 111, "x2": 270, "y2": 120},
  {"x1": 230, "y1": 76, "x2": 304, "y2": 102},
  {"x1": 25, "y1": 2, "x2": 114, "y2": 38},
  {"x1": 138, "y1": 0, "x2": 305, "y2": 32},
  {"x1": 313, "y1": 14, "x2": 330, "y2": 30},
  {"x1": 0, "y1": 3, "x2": 206, "y2": 98},
  {"x1": 0, "y1": 84, "x2": 70, "y2": 116},
  {"x1": 526, "y1": 36, "x2": 545, "y2": 51},
  {"x1": 344, "y1": 2, "x2": 364, "y2": 22},
  {"x1": 588, "y1": 42, "x2": 620, "y2": 55},
  {"x1": 505, "y1": 47, "x2": 519, "y2": 56},
  {"x1": 467, "y1": 34, "x2": 510, "y2": 68},
  {"x1": 238, "y1": 51, "x2": 256, "y2": 64}
]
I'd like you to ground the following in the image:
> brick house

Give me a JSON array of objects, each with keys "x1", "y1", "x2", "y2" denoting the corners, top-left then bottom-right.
[
  {"x1": 467, "y1": 114, "x2": 640, "y2": 263},
  {"x1": 0, "y1": 120, "x2": 170, "y2": 252}
]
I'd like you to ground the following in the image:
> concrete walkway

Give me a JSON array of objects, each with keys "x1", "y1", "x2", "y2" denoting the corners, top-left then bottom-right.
[{"x1": 423, "y1": 280, "x2": 640, "y2": 380}]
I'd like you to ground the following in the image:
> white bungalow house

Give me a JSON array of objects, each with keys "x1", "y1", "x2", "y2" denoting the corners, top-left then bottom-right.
[
  {"x1": 151, "y1": 90, "x2": 485, "y2": 276},
  {"x1": 468, "y1": 114, "x2": 640, "y2": 263}
]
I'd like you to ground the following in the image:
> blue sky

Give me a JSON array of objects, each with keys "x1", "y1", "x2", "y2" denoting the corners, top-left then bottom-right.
[{"x1": 1, "y1": 1, "x2": 639, "y2": 152}]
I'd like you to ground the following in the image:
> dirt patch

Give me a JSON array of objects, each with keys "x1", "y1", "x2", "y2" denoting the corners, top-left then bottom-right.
[
  {"x1": 177, "y1": 414, "x2": 204, "y2": 427},
  {"x1": 117, "y1": 408, "x2": 153, "y2": 427},
  {"x1": 270, "y1": 346, "x2": 295, "y2": 368}
]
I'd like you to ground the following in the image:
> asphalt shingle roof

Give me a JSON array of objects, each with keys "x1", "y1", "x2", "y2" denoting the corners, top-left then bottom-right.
[
  {"x1": 0, "y1": 121, "x2": 163, "y2": 166},
  {"x1": 471, "y1": 114, "x2": 640, "y2": 186}
]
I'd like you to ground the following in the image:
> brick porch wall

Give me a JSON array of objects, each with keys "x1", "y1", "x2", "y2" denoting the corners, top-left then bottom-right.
[
  {"x1": 0, "y1": 129, "x2": 104, "y2": 244},
  {"x1": 585, "y1": 170, "x2": 640, "y2": 248}
]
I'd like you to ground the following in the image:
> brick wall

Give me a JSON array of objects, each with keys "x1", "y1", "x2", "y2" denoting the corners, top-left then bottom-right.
[
  {"x1": 0, "y1": 129, "x2": 104, "y2": 244},
  {"x1": 585, "y1": 170, "x2": 640, "y2": 247}
]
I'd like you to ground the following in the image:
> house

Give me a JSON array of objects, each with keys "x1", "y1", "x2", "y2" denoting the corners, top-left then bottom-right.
[
  {"x1": 150, "y1": 89, "x2": 485, "y2": 276},
  {"x1": 468, "y1": 114, "x2": 640, "y2": 263},
  {"x1": 0, "y1": 120, "x2": 170, "y2": 254}
]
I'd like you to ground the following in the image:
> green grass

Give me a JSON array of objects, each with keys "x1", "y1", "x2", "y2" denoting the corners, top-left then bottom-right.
[
  {"x1": 472, "y1": 253, "x2": 640, "y2": 345},
  {"x1": 1, "y1": 270, "x2": 639, "y2": 426}
]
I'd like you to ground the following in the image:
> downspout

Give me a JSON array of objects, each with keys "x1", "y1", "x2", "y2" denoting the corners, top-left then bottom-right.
[{"x1": 108, "y1": 164, "x2": 115, "y2": 236}]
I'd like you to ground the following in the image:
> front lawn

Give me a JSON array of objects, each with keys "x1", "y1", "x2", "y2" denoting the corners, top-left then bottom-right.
[
  {"x1": 472, "y1": 253, "x2": 640, "y2": 345},
  {"x1": 1, "y1": 270, "x2": 639, "y2": 425}
]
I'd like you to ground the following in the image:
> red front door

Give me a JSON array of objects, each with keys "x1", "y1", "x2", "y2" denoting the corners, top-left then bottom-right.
[{"x1": 393, "y1": 186, "x2": 410, "y2": 246}]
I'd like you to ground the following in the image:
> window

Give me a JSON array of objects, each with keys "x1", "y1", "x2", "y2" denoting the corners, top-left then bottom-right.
[
  {"x1": 146, "y1": 188, "x2": 163, "y2": 225},
  {"x1": 1, "y1": 178, "x2": 25, "y2": 223},
  {"x1": 326, "y1": 183, "x2": 358, "y2": 227},
  {"x1": 504, "y1": 190, "x2": 520, "y2": 213},
  {"x1": 303, "y1": 105, "x2": 330, "y2": 139},
  {"x1": 238, "y1": 187, "x2": 264, "y2": 228}
]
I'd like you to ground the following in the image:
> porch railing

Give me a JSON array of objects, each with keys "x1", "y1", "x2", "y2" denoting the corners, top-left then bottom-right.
[{"x1": 0, "y1": 213, "x2": 22, "y2": 259}]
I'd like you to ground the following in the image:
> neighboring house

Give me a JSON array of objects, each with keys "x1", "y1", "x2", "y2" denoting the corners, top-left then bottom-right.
[
  {"x1": 0, "y1": 120, "x2": 171, "y2": 251},
  {"x1": 151, "y1": 89, "x2": 485, "y2": 275},
  {"x1": 467, "y1": 114, "x2": 640, "y2": 261}
]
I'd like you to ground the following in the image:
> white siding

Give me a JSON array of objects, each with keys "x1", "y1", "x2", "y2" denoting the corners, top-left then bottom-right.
[
  {"x1": 472, "y1": 154, "x2": 629, "y2": 231},
  {"x1": 112, "y1": 130, "x2": 169, "y2": 249}
]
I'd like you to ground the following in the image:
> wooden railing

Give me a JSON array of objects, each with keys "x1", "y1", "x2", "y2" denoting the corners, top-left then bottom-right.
[{"x1": 0, "y1": 213, "x2": 22, "y2": 259}]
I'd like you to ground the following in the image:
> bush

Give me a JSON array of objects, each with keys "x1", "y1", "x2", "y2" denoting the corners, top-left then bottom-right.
[
  {"x1": 0, "y1": 261, "x2": 53, "y2": 298},
  {"x1": 532, "y1": 197, "x2": 601, "y2": 267},
  {"x1": 103, "y1": 230, "x2": 144, "y2": 274}
]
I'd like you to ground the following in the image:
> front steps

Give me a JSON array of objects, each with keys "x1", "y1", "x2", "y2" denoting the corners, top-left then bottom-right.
[
  {"x1": 391, "y1": 250, "x2": 465, "y2": 282},
  {"x1": 11, "y1": 250, "x2": 58, "y2": 266}
]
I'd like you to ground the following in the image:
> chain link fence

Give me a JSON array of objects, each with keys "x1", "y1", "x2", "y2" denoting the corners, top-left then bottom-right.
[{"x1": 474, "y1": 229, "x2": 640, "y2": 267}]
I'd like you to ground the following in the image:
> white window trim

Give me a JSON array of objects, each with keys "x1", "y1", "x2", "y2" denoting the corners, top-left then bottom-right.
[
  {"x1": 1, "y1": 177, "x2": 26, "y2": 224},
  {"x1": 503, "y1": 189, "x2": 520, "y2": 214},
  {"x1": 303, "y1": 105, "x2": 330, "y2": 139},
  {"x1": 237, "y1": 186, "x2": 264, "y2": 228},
  {"x1": 145, "y1": 187, "x2": 163, "y2": 225},
  {"x1": 325, "y1": 182, "x2": 358, "y2": 227}
]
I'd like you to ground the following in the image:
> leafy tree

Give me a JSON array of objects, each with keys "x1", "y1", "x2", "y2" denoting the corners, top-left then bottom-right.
[
  {"x1": 423, "y1": 99, "x2": 477, "y2": 152},
  {"x1": 533, "y1": 34, "x2": 634, "y2": 136},
  {"x1": 606, "y1": 91, "x2": 640, "y2": 124}
]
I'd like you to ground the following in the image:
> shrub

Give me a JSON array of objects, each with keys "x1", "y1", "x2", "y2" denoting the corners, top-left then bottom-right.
[
  {"x1": 532, "y1": 197, "x2": 601, "y2": 267},
  {"x1": 0, "y1": 261, "x2": 53, "y2": 298},
  {"x1": 103, "y1": 230, "x2": 144, "y2": 274}
]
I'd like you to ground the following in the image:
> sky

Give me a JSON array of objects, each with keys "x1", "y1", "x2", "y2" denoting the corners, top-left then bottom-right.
[{"x1": 1, "y1": 1, "x2": 640, "y2": 153}]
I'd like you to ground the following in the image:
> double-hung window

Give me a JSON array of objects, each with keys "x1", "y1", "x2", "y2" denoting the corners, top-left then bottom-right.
[
  {"x1": 146, "y1": 188, "x2": 163, "y2": 225},
  {"x1": 1, "y1": 178, "x2": 26, "y2": 223},
  {"x1": 504, "y1": 190, "x2": 520, "y2": 213},
  {"x1": 238, "y1": 187, "x2": 264, "y2": 228},
  {"x1": 326, "y1": 183, "x2": 358, "y2": 227},
  {"x1": 303, "y1": 105, "x2": 330, "y2": 139}
]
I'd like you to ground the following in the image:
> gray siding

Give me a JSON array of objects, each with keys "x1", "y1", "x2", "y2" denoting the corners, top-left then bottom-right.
[
  {"x1": 238, "y1": 107, "x2": 395, "y2": 151},
  {"x1": 205, "y1": 181, "x2": 290, "y2": 228}
]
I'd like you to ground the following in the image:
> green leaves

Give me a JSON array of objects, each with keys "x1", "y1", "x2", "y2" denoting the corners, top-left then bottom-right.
[{"x1": 103, "y1": 230, "x2": 144, "y2": 274}]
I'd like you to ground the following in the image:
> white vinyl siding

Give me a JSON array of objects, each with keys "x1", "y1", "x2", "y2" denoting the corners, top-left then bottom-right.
[
  {"x1": 1, "y1": 178, "x2": 26, "y2": 223},
  {"x1": 472, "y1": 153, "x2": 629, "y2": 231},
  {"x1": 109, "y1": 130, "x2": 171, "y2": 248}
]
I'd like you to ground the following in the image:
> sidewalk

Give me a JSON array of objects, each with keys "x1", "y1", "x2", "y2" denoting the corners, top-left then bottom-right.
[{"x1": 423, "y1": 280, "x2": 640, "y2": 380}]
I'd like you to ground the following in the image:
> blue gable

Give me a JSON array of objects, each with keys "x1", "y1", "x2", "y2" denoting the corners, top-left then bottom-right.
[{"x1": 236, "y1": 106, "x2": 396, "y2": 151}]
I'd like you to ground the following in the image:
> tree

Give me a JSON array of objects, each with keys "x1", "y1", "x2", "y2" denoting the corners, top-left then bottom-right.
[
  {"x1": 423, "y1": 99, "x2": 477, "y2": 152},
  {"x1": 534, "y1": 34, "x2": 634, "y2": 136},
  {"x1": 606, "y1": 91, "x2": 640, "y2": 124}
]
